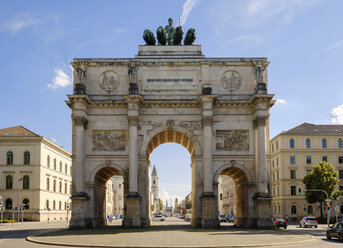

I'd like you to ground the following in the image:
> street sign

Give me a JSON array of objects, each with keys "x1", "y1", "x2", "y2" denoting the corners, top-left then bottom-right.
[{"x1": 325, "y1": 199, "x2": 331, "y2": 202}]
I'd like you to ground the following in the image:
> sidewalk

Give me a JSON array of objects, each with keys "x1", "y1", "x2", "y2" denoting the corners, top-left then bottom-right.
[{"x1": 26, "y1": 224, "x2": 316, "y2": 248}]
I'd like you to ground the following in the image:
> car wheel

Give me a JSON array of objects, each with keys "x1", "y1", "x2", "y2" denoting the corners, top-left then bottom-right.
[
  {"x1": 299, "y1": 223, "x2": 301, "y2": 227},
  {"x1": 339, "y1": 234, "x2": 343, "y2": 241},
  {"x1": 326, "y1": 233, "x2": 331, "y2": 240},
  {"x1": 315, "y1": 226, "x2": 318, "y2": 228},
  {"x1": 284, "y1": 226, "x2": 287, "y2": 229}
]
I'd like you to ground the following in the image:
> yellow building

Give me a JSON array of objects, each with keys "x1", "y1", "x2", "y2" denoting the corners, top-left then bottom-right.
[
  {"x1": 270, "y1": 123, "x2": 343, "y2": 219},
  {"x1": 0, "y1": 126, "x2": 72, "y2": 221}
]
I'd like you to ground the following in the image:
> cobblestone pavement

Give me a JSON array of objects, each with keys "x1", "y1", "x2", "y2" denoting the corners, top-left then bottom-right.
[{"x1": 25, "y1": 218, "x2": 316, "y2": 248}]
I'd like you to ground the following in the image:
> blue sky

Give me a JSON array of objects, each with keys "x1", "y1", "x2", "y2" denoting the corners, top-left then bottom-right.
[{"x1": 1, "y1": 0, "x2": 343, "y2": 204}]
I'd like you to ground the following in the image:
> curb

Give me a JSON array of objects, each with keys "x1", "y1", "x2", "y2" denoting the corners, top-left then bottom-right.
[{"x1": 26, "y1": 235, "x2": 317, "y2": 248}]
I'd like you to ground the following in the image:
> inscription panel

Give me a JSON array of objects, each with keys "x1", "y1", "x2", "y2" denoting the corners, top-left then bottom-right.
[
  {"x1": 92, "y1": 130, "x2": 126, "y2": 151},
  {"x1": 216, "y1": 130, "x2": 249, "y2": 151}
]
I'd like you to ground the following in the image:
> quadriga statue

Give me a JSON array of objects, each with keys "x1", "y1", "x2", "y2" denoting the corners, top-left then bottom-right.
[
  {"x1": 173, "y1": 26, "x2": 184, "y2": 45},
  {"x1": 156, "y1": 26, "x2": 167, "y2": 45},
  {"x1": 143, "y1": 29, "x2": 156, "y2": 45},
  {"x1": 184, "y1": 28, "x2": 196, "y2": 45}
]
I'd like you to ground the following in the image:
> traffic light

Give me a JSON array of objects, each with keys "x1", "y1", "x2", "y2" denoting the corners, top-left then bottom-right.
[{"x1": 298, "y1": 188, "x2": 301, "y2": 194}]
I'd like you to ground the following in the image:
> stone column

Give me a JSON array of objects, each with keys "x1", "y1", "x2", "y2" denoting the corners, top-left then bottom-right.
[
  {"x1": 202, "y1": 117, "x2": 213, "y2": 193},
  {"x1": 128, "y1": 117, "x2": 139, "y2": 193},
  {"x1": 255, "y1": 116, "x2": 268, "y2": 193}
]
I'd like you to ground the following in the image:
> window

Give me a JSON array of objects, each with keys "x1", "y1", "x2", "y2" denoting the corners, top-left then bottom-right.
[
  {"x1": 272, "y1": 172, "x2": 275, "y2": 181},
  {"x1": 46, "y1": 200, "x2": 49, "y2": 210},
  {"x1": 47, "y1": 178, "x2": 50, "y2": 190},
  {"x1": 47, "y1": 156, "x2": 50, "y2": 168},
  {"x1": 276, "y1": 158, "x2": 279, "y2": 166},
  {"x1": 339, "y1": 138, "x2": 343, "y2": 148},
  {"x1": 306, "y1": 169, "x2": 312, "y2": 174},
  {"x1": 23, "y1": 175, "x2": 30, "y2": 189},
  {"x1": 272, "y1": 144, "x2": 274, "y2": 153},
  {"x1": 278, "y1": 205, "x2": 281, "y2": 214},
  {"x1": 53, "y1": 200, "x2": 56, "y2": 210},
  {"x1": 6, "y1": 175, "x2": 13, "y2": 189},
  {"x1": 322, "y1": 138, "x2": 327, "y2": 148},
  {"x1": 64, "y1": 202, "x2": 67, "y2": 210},
  {"x1": 65, "y1": 164, "x2": 68, "y2": 174},
  {"x1": 59, "y1": 201, "x2": 62, "y2": 210},
  {"x1": 290, "y1": 139, "x2": 295, "y2": 148},
  {"x1": 54, "y1": 159, "x2": 56, "y2": 170},
  {"x1": 322, "y1": 156, "x2": 327, "y2": 162},
  {"x1": 119, "y1": 184, "x2": 121, "y2": 189},
  {"x1": 23, "y1": 151, "x2": 30, "y2": 165},
  {"x1": 65, "y1": 183, "x2": 67, "y2": 194},
  {"x1": 339, "y1": 156, "x2": 343, "y2": 164},
  {"x1": 339, "y1": 170, "x2": 343, "y2": 179},
  {"x1": 53, "y1": 180, "x2": 56, "y2": 192},
  {"x1": 273, "y1": 188, "x2": 275, "y2": 196},
  {"x1": 276, "y1": 141, "x2": 279, "y2": 150},
  {"x1": 291, "y1": 205, "x2": 297, "y2": 214},
  {"x1": 306, "y1": 138, "x2": 311, "y2": 148},
  {"x1": 290, "y1": 156, "x2": 295, "y2": 164},
  {"x1": 5, "y1": 199, "x2": 13, "y2": 209},
  {"x1": 290, "y1": 170, "x2": 296, "y2": 179},
  {"x1": 277, "y1": 187, "x2": 279, "y2": 196},
  {"x1": 306, "y1": 156, "x2": 311, "y2": 164},
  {"x1": 291, "y1": 186, "x2": 296, "y2": 195},
  {"x1": 308, "y1": 205, "x2": 313, "y2": 214},
  {"x1": 277, "y1": 171, "x2": 279, "y2": 180},
  {"x1": 220, "y1": 194, "x2": 222, "y2": 200},
  {"x1": 272, "y1": 160, "x2": 274, "y2": 168},
  {"x1": 59, "y1": 181, "x2": 62, "y2": 193},
  {"x1": 59, "y1": 162, "x2": 62, "y2": 172},
  {"x1": 23, "y1": 199, "x2": 29, "y2": 209},
  {"x1": 7, "y1": 151, "x2": 13, "y2": 165}
]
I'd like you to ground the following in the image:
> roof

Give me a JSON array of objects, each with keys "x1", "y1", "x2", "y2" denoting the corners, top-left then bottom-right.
[
  {"x1": 281, "y1": 123, "x2": 343, "y2": 135},
  {"x1": 0, "y1": 126, "x2": 40, "y2": 137},
  {"x1": 152, "y1": 165, "x2": 158, "y2": 175}
]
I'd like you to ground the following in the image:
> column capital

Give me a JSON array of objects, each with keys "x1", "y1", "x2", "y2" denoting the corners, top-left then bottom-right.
[
  {"x1": 202, "y1": 117, "x2": 213, "y2": 127},
  {"x1": 73, "y1": 116, "x2": 88, "y2": 128},
  {"x1": 128, "y1": 116, "x2": 140, "y2": 127},
  {"x1": 253, "y1": 116, "x2": 268, "y2": 127}
]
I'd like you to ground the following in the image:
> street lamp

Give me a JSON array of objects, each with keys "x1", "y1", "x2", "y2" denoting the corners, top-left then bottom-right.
[
  {"x1": 305, "y1": 189, "x2": 330, "y2": 226},
  {"x1": 17, "y1": 178, "x2": 22, "y2": 223}
]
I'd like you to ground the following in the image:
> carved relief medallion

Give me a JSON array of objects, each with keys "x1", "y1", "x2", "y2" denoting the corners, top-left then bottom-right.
[
  {"x1": 98, "y1": 71, "x2": 119, "y2": 92},
  {"x1": 92, "y1": 130, "x2": 126, "y2": 151},
  {"x1": 222, "y1": 71, "x2": 242, "y2": 91},
  {"x1": 216, "y1": 130, "x2": 249, "y2": 151}
]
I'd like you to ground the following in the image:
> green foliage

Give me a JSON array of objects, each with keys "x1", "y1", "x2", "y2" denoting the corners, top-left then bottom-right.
[
  {"x1": 150, "y1": 205, "x2": 154, "y2": 212},
  {"x1": 186, "y1": 200, "x2": 192, "y2": 209},
  {"x1": 158, "y1": 198, "x2": 164, "y2": 210},
  {"x1": 303, "y1": 161, "x2": 342, "y2": 216}
]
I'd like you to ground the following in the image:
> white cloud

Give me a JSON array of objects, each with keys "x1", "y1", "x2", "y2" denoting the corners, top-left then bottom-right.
[
  {"x1": 113, "y1": 28, "x2": 129, "y2": 35},
  {"x1": 276, "y1": 99, "x2": 287, "y2": 104},
  {"x1": 3, "y1": 15, "x2": 41, "y2": 32},
  {"x1": 331, "y1": 104, "x2": 343, "y2": 124},
  {"x1": 326, "y1": 41, "x2": 343, "y2": 51},
  {"x1": 48, "y1": 68, "x2": 72, "y2": 89},
  {"x1": 222, "y1": 34, "x2": 262, "y2": 47},
  {"x1": 179, "y1": 0, "x2": 200, "y2": 26},
  {"x1": 160, "y1": 188, "x2": 183, "y2": 208},
  {"x1": 51, "y1": 138, "x2": 57, "y2": 143}
]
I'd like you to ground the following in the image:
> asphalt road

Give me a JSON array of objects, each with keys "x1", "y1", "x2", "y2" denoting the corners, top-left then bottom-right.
[{"x1": 1, "y1": 219, "x2": 343, "y2": 247}]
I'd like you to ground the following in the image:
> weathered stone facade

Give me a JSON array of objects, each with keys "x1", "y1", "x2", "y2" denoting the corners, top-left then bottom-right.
[{"x1": 66, "y1": 45, "x2": 274, "y2": 228}]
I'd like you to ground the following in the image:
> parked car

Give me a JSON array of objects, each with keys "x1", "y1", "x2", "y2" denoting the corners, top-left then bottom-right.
[
  {"x1": 219, "y1": 215, "x2": 227, "y2": 222},
  {"x1": 228, "y1": 215, "x2": 236, "y2": 223},
  {"x1": 152, "y1": 214, "x2": 166, "y2": 221},
  {"x1": 106, "y1": 214, "x2": 113, "y2": 222},
  {"x1": 327, "y1": 222, "x2": 343, "y2": 240},
  {"x1": 299, "y1": 216, "x2": 318, "y2": 228},
  {"x1": 273, "y1": 218, "x2": 287, "y2": 229}
]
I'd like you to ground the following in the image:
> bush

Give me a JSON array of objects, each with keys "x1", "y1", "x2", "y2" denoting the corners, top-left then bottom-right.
[{"x1": 317, "y1": 216, "x2": 336, "y2": 224}]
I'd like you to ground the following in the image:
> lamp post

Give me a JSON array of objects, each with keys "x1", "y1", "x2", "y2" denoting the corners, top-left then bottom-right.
[
  {"x1": 17, "y1": 178, "x2": 22, "y2": 223},
  {"x1": 66, "y1": 197, "x2": 70, "y2": 224},
  {"x1": 305, "y1": 189, "x2": 330, "y2": 226}
]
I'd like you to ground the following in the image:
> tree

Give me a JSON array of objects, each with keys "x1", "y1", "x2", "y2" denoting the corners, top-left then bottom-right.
[
  {"x1": 151, "y1": 205, "x2": 155, "y2": 212},
  {"x1": 303, "y1": 161, "x2": 341, "y2": 216},
  {"x1": 158, "y1": 198, "x2": 164, "y2": 211},
  {"x1": 186, "y1": 200, "x2": 192, "y2": 209}
]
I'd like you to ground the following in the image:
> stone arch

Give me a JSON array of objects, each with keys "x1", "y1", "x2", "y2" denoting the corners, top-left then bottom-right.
[
  {"x1": 214, "y1": 162, "x2": 254, "y2": 227},
  {"x1": 90, "y1": 162, "x2": 125, "y2": 228},
  {"x1": 140, "y1": 125, "x2": 201, "y2": 159}
]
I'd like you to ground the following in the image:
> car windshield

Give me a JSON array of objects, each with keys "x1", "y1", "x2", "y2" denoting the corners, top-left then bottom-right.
[
  {"x1": 275, "y1": 219, "x2": 284, "y2": 222},
  {"x1": 307, "y1": 218, "x2": 316, "y2": 221}
]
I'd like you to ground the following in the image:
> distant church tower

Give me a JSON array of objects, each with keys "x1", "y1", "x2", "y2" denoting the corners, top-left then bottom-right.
[{"x1": 151, "y1": 165, "x2": 160, "y2": 212}]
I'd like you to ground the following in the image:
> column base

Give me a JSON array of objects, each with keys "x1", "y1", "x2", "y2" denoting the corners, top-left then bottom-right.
[
  {"x1": 123, "y1": 192, "x2": 141, "y2": 228},
  {"x1": 200, "y1": 192, "x2": 220, "y2": 229},
  {"x1": 69, "y1": 192, "x2": 89, "y2": 229},
  {"x1": 253, "y1": 192, "x2": 273, "y2": 228}
]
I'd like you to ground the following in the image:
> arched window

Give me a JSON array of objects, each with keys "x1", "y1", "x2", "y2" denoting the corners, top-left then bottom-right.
[
  {"x1": 5, "y1": 199, "x2": 13, "y2": 209},
  {"x1": 46, "y1": 178, "x2": 50, "y2": 190},
  {"x1": 291, "y1": 205, "x2": 297, "y2": 214},
  {"x1": 6, "y1": 175, "x2": 13, "y2": 189},
  {"x1": 46, "y1": 200, "x2": 49, "y2": 210},
  {"x1": 339, "y1": 138, "x2": 343, "y2": 149},
  {"x1": 53, "y1": 200, "x2": 56, "y2": 210},
  {"x1": 23, "y1": 175, "x2": 30, "y2": 189},
  {"x1": 23, "y1": 151, "x2": 30, "y2": 165},
  {"x1": 290, "y1": 139, "x2": 295, "y2": 148},
  {"x1": 53, "y1": 180, "x2": 56, "y2": 192},
  {"x1": 308, "y1": 205, "x2": 313, "y2": 214},
  {"x1": 47, "y1": 155, "x2": 50, "y2": 168},
  {"x1": 306, "y1": 138, "x2": 311, "y2": 148},
  {"x1": 23, "y1": 199, "x2": 30, "y2": 209},
  {"x1": 59, "y1": 181, "x2": 62, "y2": 193},
  {"x1": 322, "y1": 138, "x2": 327, "y2": 148},
  {"x1": 7, "y1": 151, "x2": 13, "y2": 165},
  {"x1": 59, "y1": 161, "x2": 62, "y2": 172},
  {"x1": 65, "y1": 183, "x2": 67, "y2": 194},
  {"x1": 65, "y1": 164, "x2": 68, "y2": 175},
  {"x1": 59, "y1": 201, "x2": 62, "y2": 210},
  {"x1": 53, "y1": 159, "x2": 56, "y2": 170}
]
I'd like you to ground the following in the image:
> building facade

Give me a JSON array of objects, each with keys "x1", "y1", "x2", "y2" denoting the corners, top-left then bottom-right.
[
  {"x1": 112, "y1": 175, "x2": 124, "y2": 216},
  {"x1": 0, "y1": 126, "x2": 72, "y2": 221},
  {"x1": 270, "y1": 123, "x2": 343, "y2": 219},
  {"x1": 220, "y1": 175, "x2": 236, "y2": 216}
]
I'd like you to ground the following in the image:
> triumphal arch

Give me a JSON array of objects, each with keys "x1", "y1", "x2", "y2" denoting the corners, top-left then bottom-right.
[{"x1": 66, "y1": 23, "x2": 274, "y2": 229}]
